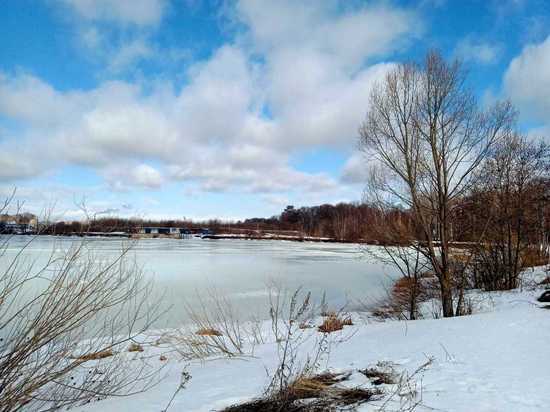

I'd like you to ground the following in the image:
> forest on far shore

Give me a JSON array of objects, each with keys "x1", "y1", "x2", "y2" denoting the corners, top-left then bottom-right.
[{"x1": 41, "y1": 175, "x2": 549, "y2": 245}]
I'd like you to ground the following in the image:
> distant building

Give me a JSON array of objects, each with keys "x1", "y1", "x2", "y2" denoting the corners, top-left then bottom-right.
[
  {"x1": 140, "y1": 227, "x2": 192, "y2": 236},
  {"x1": 0, "y1": 213, "x2": 37, "y2": 234},
  {"x1": 0, "y1": 222, "x2": 35, "y2": 234}
]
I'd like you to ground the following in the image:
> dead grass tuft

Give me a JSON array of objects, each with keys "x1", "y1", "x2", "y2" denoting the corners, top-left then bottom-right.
[
  {"x1": 288, "y1": 372, "x2": 350, "y2": 398},
  {"x1": 359, "y1": 367, "x2": 396, "y2": 385},
  {"x1": 341, "y1": 316, "x2": 353, "y2": 326},
  {"x1": 222, "y1": 371, "x2": 382, "y2": 411},
  {"x1": 127, "y1": 343, "x2": 144, "y2": 353},
  {"x1": 337, "y1": 387, "x2": 380, "y2": 405},
  {"x1": 195, "y1": 327, "x2": 223, "y2": 337},
  {"x1": 74, "y1": 349, "x2": 114, "y2": 362},
  {"x1": 317, "y1": 315, "x2": 350, "y2": 333},
  {"x1": 320, "y1": 310, "x2": 336, "y2": 318}
]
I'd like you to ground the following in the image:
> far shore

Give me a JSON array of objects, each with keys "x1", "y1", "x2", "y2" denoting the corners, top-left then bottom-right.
[{"x1": 67, "y1": 232, "x2": 353, "y2": 243}]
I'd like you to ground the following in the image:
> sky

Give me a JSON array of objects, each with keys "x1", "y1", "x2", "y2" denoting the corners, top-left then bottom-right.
[{"x1": 1, "y1": 0, "x2": 550, "y2": 221}]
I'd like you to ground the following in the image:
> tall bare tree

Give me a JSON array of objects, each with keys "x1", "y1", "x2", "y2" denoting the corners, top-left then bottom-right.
[
  {"x1": 470, "y1": 133, "x2": 549, "y2": 290},
  {"x1": 359, "y1": 51, "x2": 515, "y2": 317}
]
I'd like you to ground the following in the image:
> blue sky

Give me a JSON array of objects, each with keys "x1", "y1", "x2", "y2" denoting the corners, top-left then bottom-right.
[{"x1": 1, "y1": 0, "x2": 550, "y2": 221}]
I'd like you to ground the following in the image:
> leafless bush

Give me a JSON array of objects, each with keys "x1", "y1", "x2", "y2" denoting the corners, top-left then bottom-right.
[
  {"x1": 243, "y1": 313, "x2": 267, "y2": 347},
  {"x1": 169, "y1": 288, "x2": 245, "y2": 360},
  {"x1": 267, "y1": 287, "x2": 319, "y2": 395},
  {"x1": 360, "y1": 204, "x2": 432, "y2": 321},
  {"x1": 222, "y1": 288, "x2": 366, "y2": 412},
  {"x1": 0, "y1": 212, "x2": 165, "y2": 410}
]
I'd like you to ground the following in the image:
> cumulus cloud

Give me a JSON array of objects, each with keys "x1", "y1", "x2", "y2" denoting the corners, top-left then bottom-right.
[
  {"x1": 1, "y1": 0, "x2": 419, "y2": 201},
  {"x1": 235, "y1": 0, "x2": 413, "y2": 147},
  {"x1": 504, "y1": 35, "x2": 550, "y2": 120},
  {"x1": 340, "y1": 152, "x2": 368, "y2": 185},
  {"x1": 107, "y1": 38, "x2": 155, "y2": 73},
  {"x1": 0, "y1": 73, "x2": 87, "y2": 126},
  {"x1": 62, "y1": 0, "x2": 169, "y2": 73},
  {"x1": 61, "y1": 0, "x2": 167, "y2": 26},
  {"x1": 454, "y1": 38, "x2": 501, "y2": 64},
  {"x1": 104, "y1": 163, "x2": 164, "y2": 190},
  {"x1": 236, "y1": 1, "x2": 417, "y2": 66}
]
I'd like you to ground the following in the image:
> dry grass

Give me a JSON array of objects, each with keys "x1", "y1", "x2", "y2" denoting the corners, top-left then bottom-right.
[
  {"x1": 391, "y1": 276, "x2": 427, "y2": 306},
  {"x1": 359, "y1": 367, "x2": 396, "y2": 385},
  {"x1": 128, "y1": 343, "x2": 144, "y2": 353},
  {"x1": 288, "y1": 372, "x2": 350, "y2": 398},
  {"x1": 320, "y1": 310, "x2": 337, "y2": 318},
  {"x1": 317, "y1": 315, "x2": 344, "y2": 333},
  {"x1": 341, "y1": 316, "x2": 353, "y2": 326},
  {"x1": 195, "y1": 327, "x2": 223, "y2": 337},
  {"x1": 222, "y1": 371, "x2": 382, "y2": 412},
  {"x1": 74, "y1": 349, "x2": 114, "y2": 362},
  {"x1": 317, "y1": 314, "x2": 353, "y2": 333},
  {"x1": 170, "y1": 289, "x2": 245, "y2": 360}
]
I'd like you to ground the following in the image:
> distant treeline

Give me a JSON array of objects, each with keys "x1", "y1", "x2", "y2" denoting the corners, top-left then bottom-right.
[
  {"x1": 37, "y1": 177, "x2": 549, "y2": 244},
  {"x1": 41, "y1": 202, "x2": 389, "y2": 242}
]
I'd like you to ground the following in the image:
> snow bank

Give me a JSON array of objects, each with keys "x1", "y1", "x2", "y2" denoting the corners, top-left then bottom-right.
[{"x1": 75, "y1": 273, "x2": 550, "y2": 411}]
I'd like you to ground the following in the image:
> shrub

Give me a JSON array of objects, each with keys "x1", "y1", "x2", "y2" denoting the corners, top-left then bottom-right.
[
  {"x1": 169, "y1": 288, "x2": 245, "y2": 360},
  {"x1": 0, "y1": 234, "x2": 163, "y2": 410}
]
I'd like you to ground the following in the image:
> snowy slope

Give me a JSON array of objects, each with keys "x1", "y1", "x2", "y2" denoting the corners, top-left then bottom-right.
[{"x1": 76, "y1": 283, "x2": 550, "y2": 411}]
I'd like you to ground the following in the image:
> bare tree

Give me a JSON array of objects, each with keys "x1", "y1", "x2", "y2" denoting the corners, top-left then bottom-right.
[
  {"x1": 360, "y1": 51, "x2": 515, "y2": 317},
  {"x1": 470, "y1": 133, "x2": 549, "y2": 290}
]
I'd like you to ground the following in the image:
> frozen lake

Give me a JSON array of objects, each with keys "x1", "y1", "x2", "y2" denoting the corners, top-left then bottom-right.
[{"x1": 0, "y1": 236, "x2": 398, "y2": 327}]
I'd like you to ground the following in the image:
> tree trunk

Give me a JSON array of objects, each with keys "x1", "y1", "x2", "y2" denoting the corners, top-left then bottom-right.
[{"x1": 440, "y1": 273, "x2": 454, "y2": 317}]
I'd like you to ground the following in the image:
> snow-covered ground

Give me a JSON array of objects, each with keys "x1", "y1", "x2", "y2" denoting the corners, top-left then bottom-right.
[{"x1": 76, "y1": 268, "x2": 550, "y2": 412}]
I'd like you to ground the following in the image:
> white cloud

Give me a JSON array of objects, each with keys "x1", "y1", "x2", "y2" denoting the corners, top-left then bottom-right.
[
  {"x1": 75, "y1": 27, "x2": 157, "y2": 73},
  {"x1": 234, "y1": 0, "x2": 412, "y2": 148},
  {"x1": 107, "y1": 38, "x2": 155, "y2": 73},
  {"x1": 62, "y1": 0, "x2": 167, "y2": 26},
  {"x1": 63, "y1": 0, "x2": 167, "y2": 73},
  {"x1": 504, "y1": 35, "x2": 550, "y2": 120},
  {"x1": 1, "y1": 0, "x2": 419, "y2": 202},
  {"x1": 340, "y1": 152, "x2": 368, "y2": 185},
  {"x1": 80, "y1": 26, "x2": 102, "y2": 49},
  {"x1": 261, "y1": 194, "x2": 290, "y2": 209},
  {"x1": 454, "y1": 38, "x2": 501, "y2": 64},
  {"x1": 0, "y1": 73, "x2": 87, "y2": 126},
  {"x1": 236, "y1": 1, "x2": 417, "y2": 67},
  {"x1": 103, "y1": 163, "x2": 164, "y2": 190}
]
